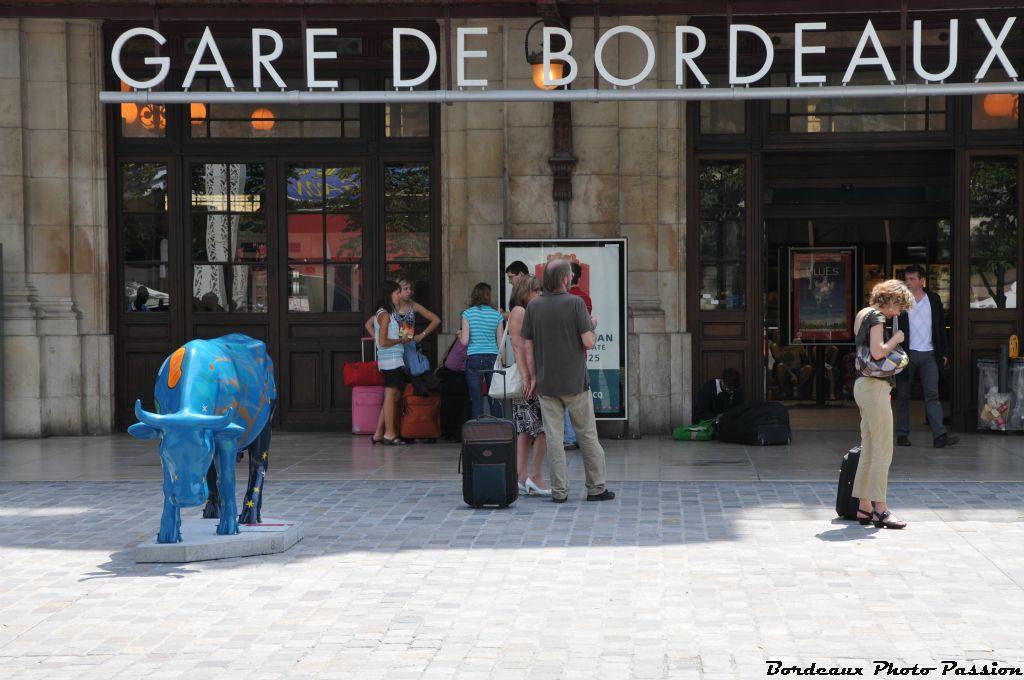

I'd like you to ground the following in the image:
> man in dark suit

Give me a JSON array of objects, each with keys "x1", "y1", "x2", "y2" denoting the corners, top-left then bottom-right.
[
  {"x1": 693, "y1": 368, "x2": 744, "y2": 422},
  {"x1": 895, "y1": 265, "x2": 958, "y2": 449}
]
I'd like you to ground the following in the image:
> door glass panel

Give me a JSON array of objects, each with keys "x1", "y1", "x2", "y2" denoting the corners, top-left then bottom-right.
[
  {"x1": 190, "y1": 163, "x2": 267, "y2": 313},
  {"x1": 121, "y1": 162, "x2": 169, "y2": 311},
  {"x1": 969, "y1": 157, "x2": 1018, "y2": 309},
  {"x1": 698, "y1": 160, "x2": 746, "y2": 310},
  {"x1": 384, "y1": 163, "x2": 431, "y2": 308},
  {"x1": 286, "y1": 163, "x2": 364, "y2": 312},
  {"x1": 288, "y1": 264, "x2": 325, "y2": 313}
]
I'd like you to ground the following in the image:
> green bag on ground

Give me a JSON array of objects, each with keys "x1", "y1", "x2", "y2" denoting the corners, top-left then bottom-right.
[{"x1": 672, "y1": 418, "x2": 717, "y2": 441}]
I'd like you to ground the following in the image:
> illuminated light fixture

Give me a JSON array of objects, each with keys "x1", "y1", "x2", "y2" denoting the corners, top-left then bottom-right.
[
  {"x1": 525, "y1": 18, "x2": 566, "y2": 91},
  {"x1": 532, "y1": 62, "x2": 565, "y2": 91},
  {"x1": 139, "y1": 104, "x2": 166, "y2": 130},
  {"x1": 121, "y1": 103, "x2": 139, "y2": 124},
  {"x1": 119, "y1": 80, "x2": 138, "y2": 124},
  {"x1": 190, "y1": 102, "x2": 207, "y2": 124},
  {"x1": 250, "y1": 107, "x2": 275, "y2": 131},
  {"x1": 983, "y1": 93, "x2": 1019, "y2": 118}
]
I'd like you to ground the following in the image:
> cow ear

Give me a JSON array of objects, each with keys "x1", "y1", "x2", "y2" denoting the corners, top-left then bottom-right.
[
  {"x1": 214, "y1": 423, "x2": 245, "y2": 442},
  {"x1": 128, "y1": 422, "x2": 160, "y2": 440}
]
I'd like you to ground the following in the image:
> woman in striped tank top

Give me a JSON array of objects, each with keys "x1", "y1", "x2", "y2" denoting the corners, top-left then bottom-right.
[{"x1": 372, "y1": 281, "x2": 412, "y2": 445}]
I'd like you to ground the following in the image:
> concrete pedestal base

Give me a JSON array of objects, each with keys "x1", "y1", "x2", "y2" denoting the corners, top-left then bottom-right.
[{"x1": 135, "y1": 517, "x2": 303, "y2": 563}]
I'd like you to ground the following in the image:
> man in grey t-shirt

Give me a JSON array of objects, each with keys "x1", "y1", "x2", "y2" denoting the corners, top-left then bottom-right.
[{"x1": 520, "y1": 259, "x2": 614, "y2": 503}]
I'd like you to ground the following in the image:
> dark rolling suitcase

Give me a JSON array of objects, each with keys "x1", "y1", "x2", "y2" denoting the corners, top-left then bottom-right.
[
  {"x1": 835, "y1": 445, "x2": 861, "y2": 520},
  {"x1": 459, "y1": 368, "x2": 517, "y2": 508},
  {"x1": 716, "y1": 402, "x2": 792, "y2": 446},
  {"x1": 459, "y1": 417, "x2": 518, "y2": 508}
]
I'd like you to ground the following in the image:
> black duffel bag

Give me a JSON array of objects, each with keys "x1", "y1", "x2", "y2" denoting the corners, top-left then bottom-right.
[{"x1": 716, "y1": 401, "x2": 792, "y2": 446}]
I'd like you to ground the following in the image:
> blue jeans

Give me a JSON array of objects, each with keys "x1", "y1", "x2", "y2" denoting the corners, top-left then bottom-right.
[
  {"x1": 563, "y1": 408, "x2": 577, "y2": 445},
  {"x1": 466, "y1": 354, "x2": 503, "y2": 419}
]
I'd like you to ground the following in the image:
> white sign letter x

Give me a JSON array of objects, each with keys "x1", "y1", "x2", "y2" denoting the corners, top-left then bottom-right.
[{"x1": 975, "y1": 17, "x2": 1019, "y2": 81}]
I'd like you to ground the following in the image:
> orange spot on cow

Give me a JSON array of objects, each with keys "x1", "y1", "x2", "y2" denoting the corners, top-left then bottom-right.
[{"x1": 167, "y1": 347, "x2": 187, "y2": 389}]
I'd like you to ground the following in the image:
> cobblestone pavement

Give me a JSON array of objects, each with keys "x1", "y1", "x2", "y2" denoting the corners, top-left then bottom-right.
[{"x1": 2, "y1": 480, "x2": 1024, "y2": 679}]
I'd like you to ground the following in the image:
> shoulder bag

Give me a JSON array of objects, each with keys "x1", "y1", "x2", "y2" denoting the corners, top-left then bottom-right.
[
  {"x1": 488, "y1": 324, "x2": 524, "y2": 400},
  {"x1": 403, "y1": 341, "x2": 431, "y2": 377},
  {"x1": 855, "y1": 315, "x2": 908, "y2": 378}
]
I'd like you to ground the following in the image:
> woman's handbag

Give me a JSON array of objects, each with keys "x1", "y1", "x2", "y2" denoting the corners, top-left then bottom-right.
[
  {"x1": 855, "y1": 317, "x2": 909, "y2": 378},
  {"x1": 403, "y1": 341, "x2": 431, "y2": 377},
  {"x1": 488, "y1": 326, "x2": 524, "y2": 400}
]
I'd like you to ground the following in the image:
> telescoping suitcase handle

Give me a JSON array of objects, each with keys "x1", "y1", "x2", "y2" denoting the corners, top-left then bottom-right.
[
  {"x1": 481, "y1": 368, "x2": 511, "y2": 419},
  {"x1": 361, "y1": 336, "x2": 375, "y2": 362}
]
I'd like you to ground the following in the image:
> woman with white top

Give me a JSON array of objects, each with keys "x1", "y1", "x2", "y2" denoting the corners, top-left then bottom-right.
[{"x1": 372, "y1": 281, "x2": 412, "y2": 445}]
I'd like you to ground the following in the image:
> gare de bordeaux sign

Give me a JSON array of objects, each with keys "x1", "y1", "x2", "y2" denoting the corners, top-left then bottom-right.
[{"x1": 102, "y1": 16, "x2": 1024, "y2": 105}]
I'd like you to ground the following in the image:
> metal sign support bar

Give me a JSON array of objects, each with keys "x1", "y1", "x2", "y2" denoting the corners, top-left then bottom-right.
[{"x1": 100, "y1": 81, "x2": 1024, "y2": 104}]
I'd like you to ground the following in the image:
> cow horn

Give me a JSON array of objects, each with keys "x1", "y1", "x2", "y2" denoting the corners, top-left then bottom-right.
[
  {"x1": 134, "y1": 400, "x2": 166, "y2": 428},
  {"x1": 134, "y1": 400, "x2": 236, "y2": 430}
]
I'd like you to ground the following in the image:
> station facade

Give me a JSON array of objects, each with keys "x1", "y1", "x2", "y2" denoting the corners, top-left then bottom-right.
[{"x1": 0, "y1": 0, "x2": 1022, "y2": 437}]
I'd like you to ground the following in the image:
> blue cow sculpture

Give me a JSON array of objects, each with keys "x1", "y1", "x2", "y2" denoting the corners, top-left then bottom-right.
[{"x1": 128, "y1": 334, "x2": 277, "y2": 544}]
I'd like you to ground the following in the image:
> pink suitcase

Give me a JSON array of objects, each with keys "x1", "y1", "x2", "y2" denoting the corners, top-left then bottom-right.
[
  {"x1": 352, "y1": 386, "x2": 384, "y2": 434},
  {"x1": 351, "y1": 338, "x2": 384, "y2": 434}
]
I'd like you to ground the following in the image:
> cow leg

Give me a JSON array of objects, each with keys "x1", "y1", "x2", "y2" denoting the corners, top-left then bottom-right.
[
  {"x1": 202, "y1": 461, "x2": 220, "y2": 519},
  {"x1": 157, "y1": 477, "x2": 182, "y2": 543},
  {"x1": 238, "y1": 412, "x2": 273, "y2": 525},
  {"x1": 214, "y1": 440, "x2": 239, "y2": 536}
]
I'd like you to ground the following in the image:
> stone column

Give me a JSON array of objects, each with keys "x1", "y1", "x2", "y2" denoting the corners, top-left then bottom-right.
[{"x1": 0, "y1": 18, "x2": 112, "y2": 436}]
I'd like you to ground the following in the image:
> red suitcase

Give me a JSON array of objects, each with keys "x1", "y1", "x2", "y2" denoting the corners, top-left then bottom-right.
[
  {"x1": 343, "y1": 336, "x2": 385, "y2": 387},
  {"x1": 400, "y1": 384, "x2": 442, "y2": 441}
]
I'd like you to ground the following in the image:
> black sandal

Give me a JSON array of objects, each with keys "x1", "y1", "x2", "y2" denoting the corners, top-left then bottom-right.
[
  {"x1": 382, "y1": 436, "x2": 408, "y2": 446},
  {"x1": 873, "y1": 510, "x2": 907, "y2": 530},
  {"x1": 856, "y1": 507, "x2": 874, "y2": 526}
]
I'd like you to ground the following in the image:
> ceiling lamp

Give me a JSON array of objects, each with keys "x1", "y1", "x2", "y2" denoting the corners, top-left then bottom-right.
[
  {"x1": 983, "y1": 93, "x2": 1019, "y2": 118},
  {"x1": 190, "y1": 102, "x2": 207, "y2": 124},
  {"x1": 525, "y1": 19, "x2": 567, "y2": 91},
  {"x1": 250, "y1": 108, "x2": 275, "y2": 131}
]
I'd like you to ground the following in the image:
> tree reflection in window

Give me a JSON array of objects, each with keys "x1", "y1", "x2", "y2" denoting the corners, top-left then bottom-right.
[
  {"x1": 385, "y1": 163, "x2": 432, "y2": 308},
  {"x1": 969, "y1": 158, "x2": 1018, "y2": 309}
]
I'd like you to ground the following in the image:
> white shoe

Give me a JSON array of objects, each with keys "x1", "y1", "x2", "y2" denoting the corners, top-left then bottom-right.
[
  {"x1": 518, "y1": 481, "x2": 529, "y2": 495},
  {"x1": 525, "y1": 478, "x2": 552, "y2": 496}
]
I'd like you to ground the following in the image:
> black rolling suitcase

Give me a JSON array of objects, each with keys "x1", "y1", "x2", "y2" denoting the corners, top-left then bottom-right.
[
  {"x1": 716, "y1": 402, "x2": 792, "y2": 445},
  {"x1": 458, "y1": 368, "x2": 517, "y2": 508},
  {"x1": 835, "y1": 446, "x2": 861, "y2": 520}
]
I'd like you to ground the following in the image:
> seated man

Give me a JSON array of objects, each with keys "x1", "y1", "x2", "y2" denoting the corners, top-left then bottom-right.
[
  {"x1": 693, "y1": 368, "x2": 744, "y2": 422},
  {"x1": 770, "y1": 337, "x2": 813, "y2": 399}
]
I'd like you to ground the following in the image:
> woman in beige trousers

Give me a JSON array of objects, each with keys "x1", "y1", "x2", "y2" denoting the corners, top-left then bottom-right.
[{"x1": 852, "y1": 280, "x2": 913, "y2": 530}]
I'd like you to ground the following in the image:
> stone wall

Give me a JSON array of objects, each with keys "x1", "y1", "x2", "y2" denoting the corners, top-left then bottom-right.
[
  {"x1": 0, "y1": 18, "x2": 112, "y2": 437},
  {"x1": 440, "y1": 16, "x2": 691, "y2": 435}
]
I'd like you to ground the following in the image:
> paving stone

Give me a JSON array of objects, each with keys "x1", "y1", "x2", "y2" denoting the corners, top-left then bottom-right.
[{"x1": 2, "y1": 480, "x2": 1024, "y2": 677}]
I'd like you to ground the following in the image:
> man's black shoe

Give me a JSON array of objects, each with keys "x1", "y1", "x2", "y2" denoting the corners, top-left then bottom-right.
[
  {"x1": 552, "y1": 496, "x2": 568, "y2": 503},
  {"x1": 586, "y1": 490, "x2": 616, "y2": 502},
  {"x1": 563, "y1": 442, "x2": 579, "y2": 450},
  {"x1": 934, "y1": 433, "x2": 959, "y2": 449},
  {"x1": 896, "y1": 436, "x2": 912, "y2": 447}
]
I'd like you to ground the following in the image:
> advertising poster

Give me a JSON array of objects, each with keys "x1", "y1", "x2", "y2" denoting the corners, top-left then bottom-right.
[
  {"x1": 498, "y1": 239, "x2": 628, "y2": 420},
  {"x1": 789, "y1": 247, "x2": 856, "y2": 345}
]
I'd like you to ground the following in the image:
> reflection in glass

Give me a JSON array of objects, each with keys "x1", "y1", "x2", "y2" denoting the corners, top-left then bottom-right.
[
  {"x1": 699, "y1": 264, "x2": 745, "y2": 311},
  {"x1": 327, "y1": 214, "x2": 362, "y2": 260},
  {"x1": 288, "y1": 265, "x2": 325, "y2": 313},
  {"x1": 124, "y1": 214, "x2": 168, "y2": 261},
  {"x1": 193, "y1": 264, "x2": 267, "y2": 313},
  {"x1": 970, "y1": 157, "x2": 1018, "y2": 309},
  {"x1": 699, "y1": 74, "x2": 744, "y2": 134},
  {"x1": 386, "y1": 213, "x2": 429, "y2": 260},
  {"x1": 384, "y1": 79, "x2": 430, "y2": 137},
  {"x1": 325, "y1": 167, "x2": 362, "y2": 210},
  {"x1": 327, "y1": 264, "x2": 361, "y2": 312},
  {"x1": 287, "y1": 166, "x2": 323, "y2": 211},
  {"x1": 287, "y1": 213, "x2": 325, "y2": 261},
  {"x1": 122, "y1": 163, "x2": 167, "y2": 212},
  {"x1": 125, "y1": 265, "x2": 169, "y2": 312},
  {"x1": 385, "y1": 164, "x2": 430, "y2": 210}
]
